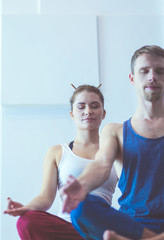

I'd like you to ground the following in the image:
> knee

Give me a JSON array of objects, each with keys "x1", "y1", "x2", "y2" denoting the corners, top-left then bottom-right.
[{"x1": 17, "y1": 211, "x2": 38, "y2": 233}]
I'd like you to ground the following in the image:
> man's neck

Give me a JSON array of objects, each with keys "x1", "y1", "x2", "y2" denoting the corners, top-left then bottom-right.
[
  {"x1": 135, "y1": 97, "x2": 164, "y2": 120},
  {"x1": 131, "y1": 97, "x2": 164, "y2": 138}
]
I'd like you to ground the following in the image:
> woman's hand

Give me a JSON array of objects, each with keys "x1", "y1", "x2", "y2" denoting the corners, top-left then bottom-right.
[{"x1": 4, "y1": 197, "x2": 29, "y2": 217}]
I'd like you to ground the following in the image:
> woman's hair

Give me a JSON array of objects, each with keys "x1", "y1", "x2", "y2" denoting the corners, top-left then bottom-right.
[
  {"x1": 131, "y1": 45, "x2": 164, "y2": 73},
  {"x1": 70, "y1": 84, "x2": 104, "y2": 110}
]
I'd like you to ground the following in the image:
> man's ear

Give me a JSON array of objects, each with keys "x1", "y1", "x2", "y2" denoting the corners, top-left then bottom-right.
[
  {"x1": 70, "y1": 111, "x2": 74, "y2": 120},
  {"x1": 129, "y1": 73, "x2": 135, "y2": 85},
  {"x1": 102, "y1": 109, "x2": 106, "y2": 119}
]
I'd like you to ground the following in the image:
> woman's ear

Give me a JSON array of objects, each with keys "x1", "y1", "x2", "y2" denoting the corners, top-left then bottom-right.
[{"x1": 102, "y1": 109, "x2": 106, "y2": 119}]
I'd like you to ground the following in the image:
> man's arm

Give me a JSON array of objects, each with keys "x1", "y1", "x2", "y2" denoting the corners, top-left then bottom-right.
[
  {"x1": 61, "y1": 123, "x2": 120, "y2": 213},
  {"x1": 78, "y1": 123, "x2": 120, "y2": 192}
]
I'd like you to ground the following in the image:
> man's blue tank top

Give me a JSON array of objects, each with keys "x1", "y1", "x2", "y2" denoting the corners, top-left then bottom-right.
[{"x1": 118, "y1": 118, "x2": 164, "y2": 219}]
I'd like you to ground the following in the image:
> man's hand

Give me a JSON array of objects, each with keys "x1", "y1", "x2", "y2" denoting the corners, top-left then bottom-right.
[
  {"x1": 60, "y1": 175, "x2": 87, "y2": 213},
  {"x1": 4, "y1": 197, "x2": 28, "y2": 216}
]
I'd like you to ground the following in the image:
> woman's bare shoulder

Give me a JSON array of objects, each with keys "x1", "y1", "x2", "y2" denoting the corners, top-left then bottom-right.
[
  {"x1": 47, "y1": 144, "x2": 62, "y2": 153},
  {"x1": 45, "y1": 144, "x2": 63, "y2": 165}
]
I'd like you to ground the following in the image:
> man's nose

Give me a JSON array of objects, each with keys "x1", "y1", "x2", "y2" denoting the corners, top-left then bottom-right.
[{"x1": 148, "y1": 70, "x2": 157, "y2": 82}]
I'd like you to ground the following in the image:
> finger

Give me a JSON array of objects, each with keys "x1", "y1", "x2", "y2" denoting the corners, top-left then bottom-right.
[
  {"x1": 4, "y1": 208, "x2": 17, "y2": 214},
  {"x1": 59, "y1": 185, "x2": 68, "y2": 197},
  {"x1": 7, "y1": 197, "x2": 13, "y2": 210},
  {"x1": 4, "y1": 207, "x2": 24, "y2": 216},
  {"x1": 61, "y1": 195, "x2": 68, "y2": 213},
  {"x1": 66, "y1": 175, "x2": 76, "y2": 184},
  {"x1": 62, "y1": 195, "x2": 79, "y2": 213},
  {"x1": 4, "y1": 209, "x2": 16, "y2": 215},
  {"x1": 62, "y1": 195, "x2": 72, "y2": 213},
  {"x1": 66, "y1": 200, "x2": 78, "y2": 213},
  {"x1": 59, "y1": 181, "x2": 73, "y2": 197}
]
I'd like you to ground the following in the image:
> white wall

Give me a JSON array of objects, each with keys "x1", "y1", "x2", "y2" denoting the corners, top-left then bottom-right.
[
  {"x1": 2, "y1": 15, "x2": 99, "y2": 104},
  {"x1": 1, "y1": 1, "x2": 164, "y2": 239},
  {"x1": 0, "y1": 0, "x2": 2, "y2": 238}
]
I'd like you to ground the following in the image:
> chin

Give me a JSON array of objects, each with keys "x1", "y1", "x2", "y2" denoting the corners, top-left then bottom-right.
[
  {"x1": 144, "y1": 93, "x2": 162, "y2": 102},
  {"x1": 145, "y1": 96, "x2": 161, "y2": 102}
]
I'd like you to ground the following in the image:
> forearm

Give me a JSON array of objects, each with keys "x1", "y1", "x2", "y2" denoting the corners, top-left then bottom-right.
[
  {"x1": 25, "y1": 194, "x2": 54, "y2": 211},
  {"x1": 25, "y1": 146, "x2": 58, "y2": 212},
  {"x1": 77, "y1": 159, "x2": 112, "y2": 194},
  {"x1": 78, "y1": 123, "x2": 119, "y2": 194}
]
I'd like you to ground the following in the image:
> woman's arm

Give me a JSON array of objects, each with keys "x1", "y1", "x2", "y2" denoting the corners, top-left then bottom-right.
[{"x1": 4, "y1": 145, "x2": 62, "y2": 216}]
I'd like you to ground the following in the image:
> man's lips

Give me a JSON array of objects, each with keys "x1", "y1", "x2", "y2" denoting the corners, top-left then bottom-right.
[
  {"x1": 83, "y1": 118, "x2": 95, "y2": 121},
  {"x1": 145, "y1": 85, "x2": 160, "y2": 90}
]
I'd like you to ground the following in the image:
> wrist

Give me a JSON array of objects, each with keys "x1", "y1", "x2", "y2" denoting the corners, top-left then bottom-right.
[{"x1": 78, "y1": 177, "x2": 91, "y2": 195}]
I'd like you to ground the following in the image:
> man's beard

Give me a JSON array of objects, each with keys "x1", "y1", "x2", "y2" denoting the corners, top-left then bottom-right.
[{"x1": 144, "y1": 90, "x2": 162, "y2": 102}]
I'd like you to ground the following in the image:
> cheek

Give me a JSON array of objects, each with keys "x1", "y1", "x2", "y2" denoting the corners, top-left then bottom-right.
[
  {"x1": 96, "y1": 112, "x2": 104, "y2": 120},
  {"x1": 73, "y1": 112, "x2": 83, "y2": 119}
]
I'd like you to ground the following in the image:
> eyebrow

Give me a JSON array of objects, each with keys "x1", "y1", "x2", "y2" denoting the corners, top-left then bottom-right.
[
  {"x1": 139, "y1": 66, "x2": 150, "y2": 70},
  {"x1": 91, "y1": 101, "x2": 101, "y2": 105},
  {"x1": 77, "y1": 101, "x2": 100, "y2": 104},
  {"x1": 156, "y1": 67, "x2": 164, "y2": 70},
  {"x1": 139, "y1": 66, "x2": 164, "y2": 69}
]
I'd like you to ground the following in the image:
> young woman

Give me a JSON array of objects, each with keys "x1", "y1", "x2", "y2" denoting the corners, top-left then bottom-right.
[{"x1": 4, "y1": 85, "x2": 118, "y2": 240}]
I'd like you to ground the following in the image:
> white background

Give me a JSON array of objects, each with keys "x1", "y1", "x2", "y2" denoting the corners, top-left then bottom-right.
[{"x1": 1, "y1": 1, "x2": 164, "y2": 239}]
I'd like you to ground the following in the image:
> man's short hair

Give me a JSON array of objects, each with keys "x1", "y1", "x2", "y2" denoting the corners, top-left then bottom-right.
[{"x1": 131, "y1": 45, "x2": 164, "y2": 73}]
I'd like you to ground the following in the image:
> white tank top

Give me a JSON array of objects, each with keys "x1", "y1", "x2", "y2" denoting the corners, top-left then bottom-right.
[{"x1": 57, "y1": 143, "x2": 118, "y2": 222}]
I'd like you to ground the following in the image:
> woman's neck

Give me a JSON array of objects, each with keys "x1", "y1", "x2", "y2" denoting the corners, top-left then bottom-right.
[
  {"x1": 72, "y1": 129, "x2": 100, "y2": 159},
  {"x1": 74, "y1": 129, "x2": 99, "y2": 145}
]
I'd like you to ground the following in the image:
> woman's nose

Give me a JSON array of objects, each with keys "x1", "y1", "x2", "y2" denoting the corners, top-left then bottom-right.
[{"x1": 84, "y1": 106, "x2": 92, "y2": 115}]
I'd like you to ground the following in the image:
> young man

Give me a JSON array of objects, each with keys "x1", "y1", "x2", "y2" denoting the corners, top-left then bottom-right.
[{"x1": 60, "y1": 45, "x2": 164, "y2": 240}]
